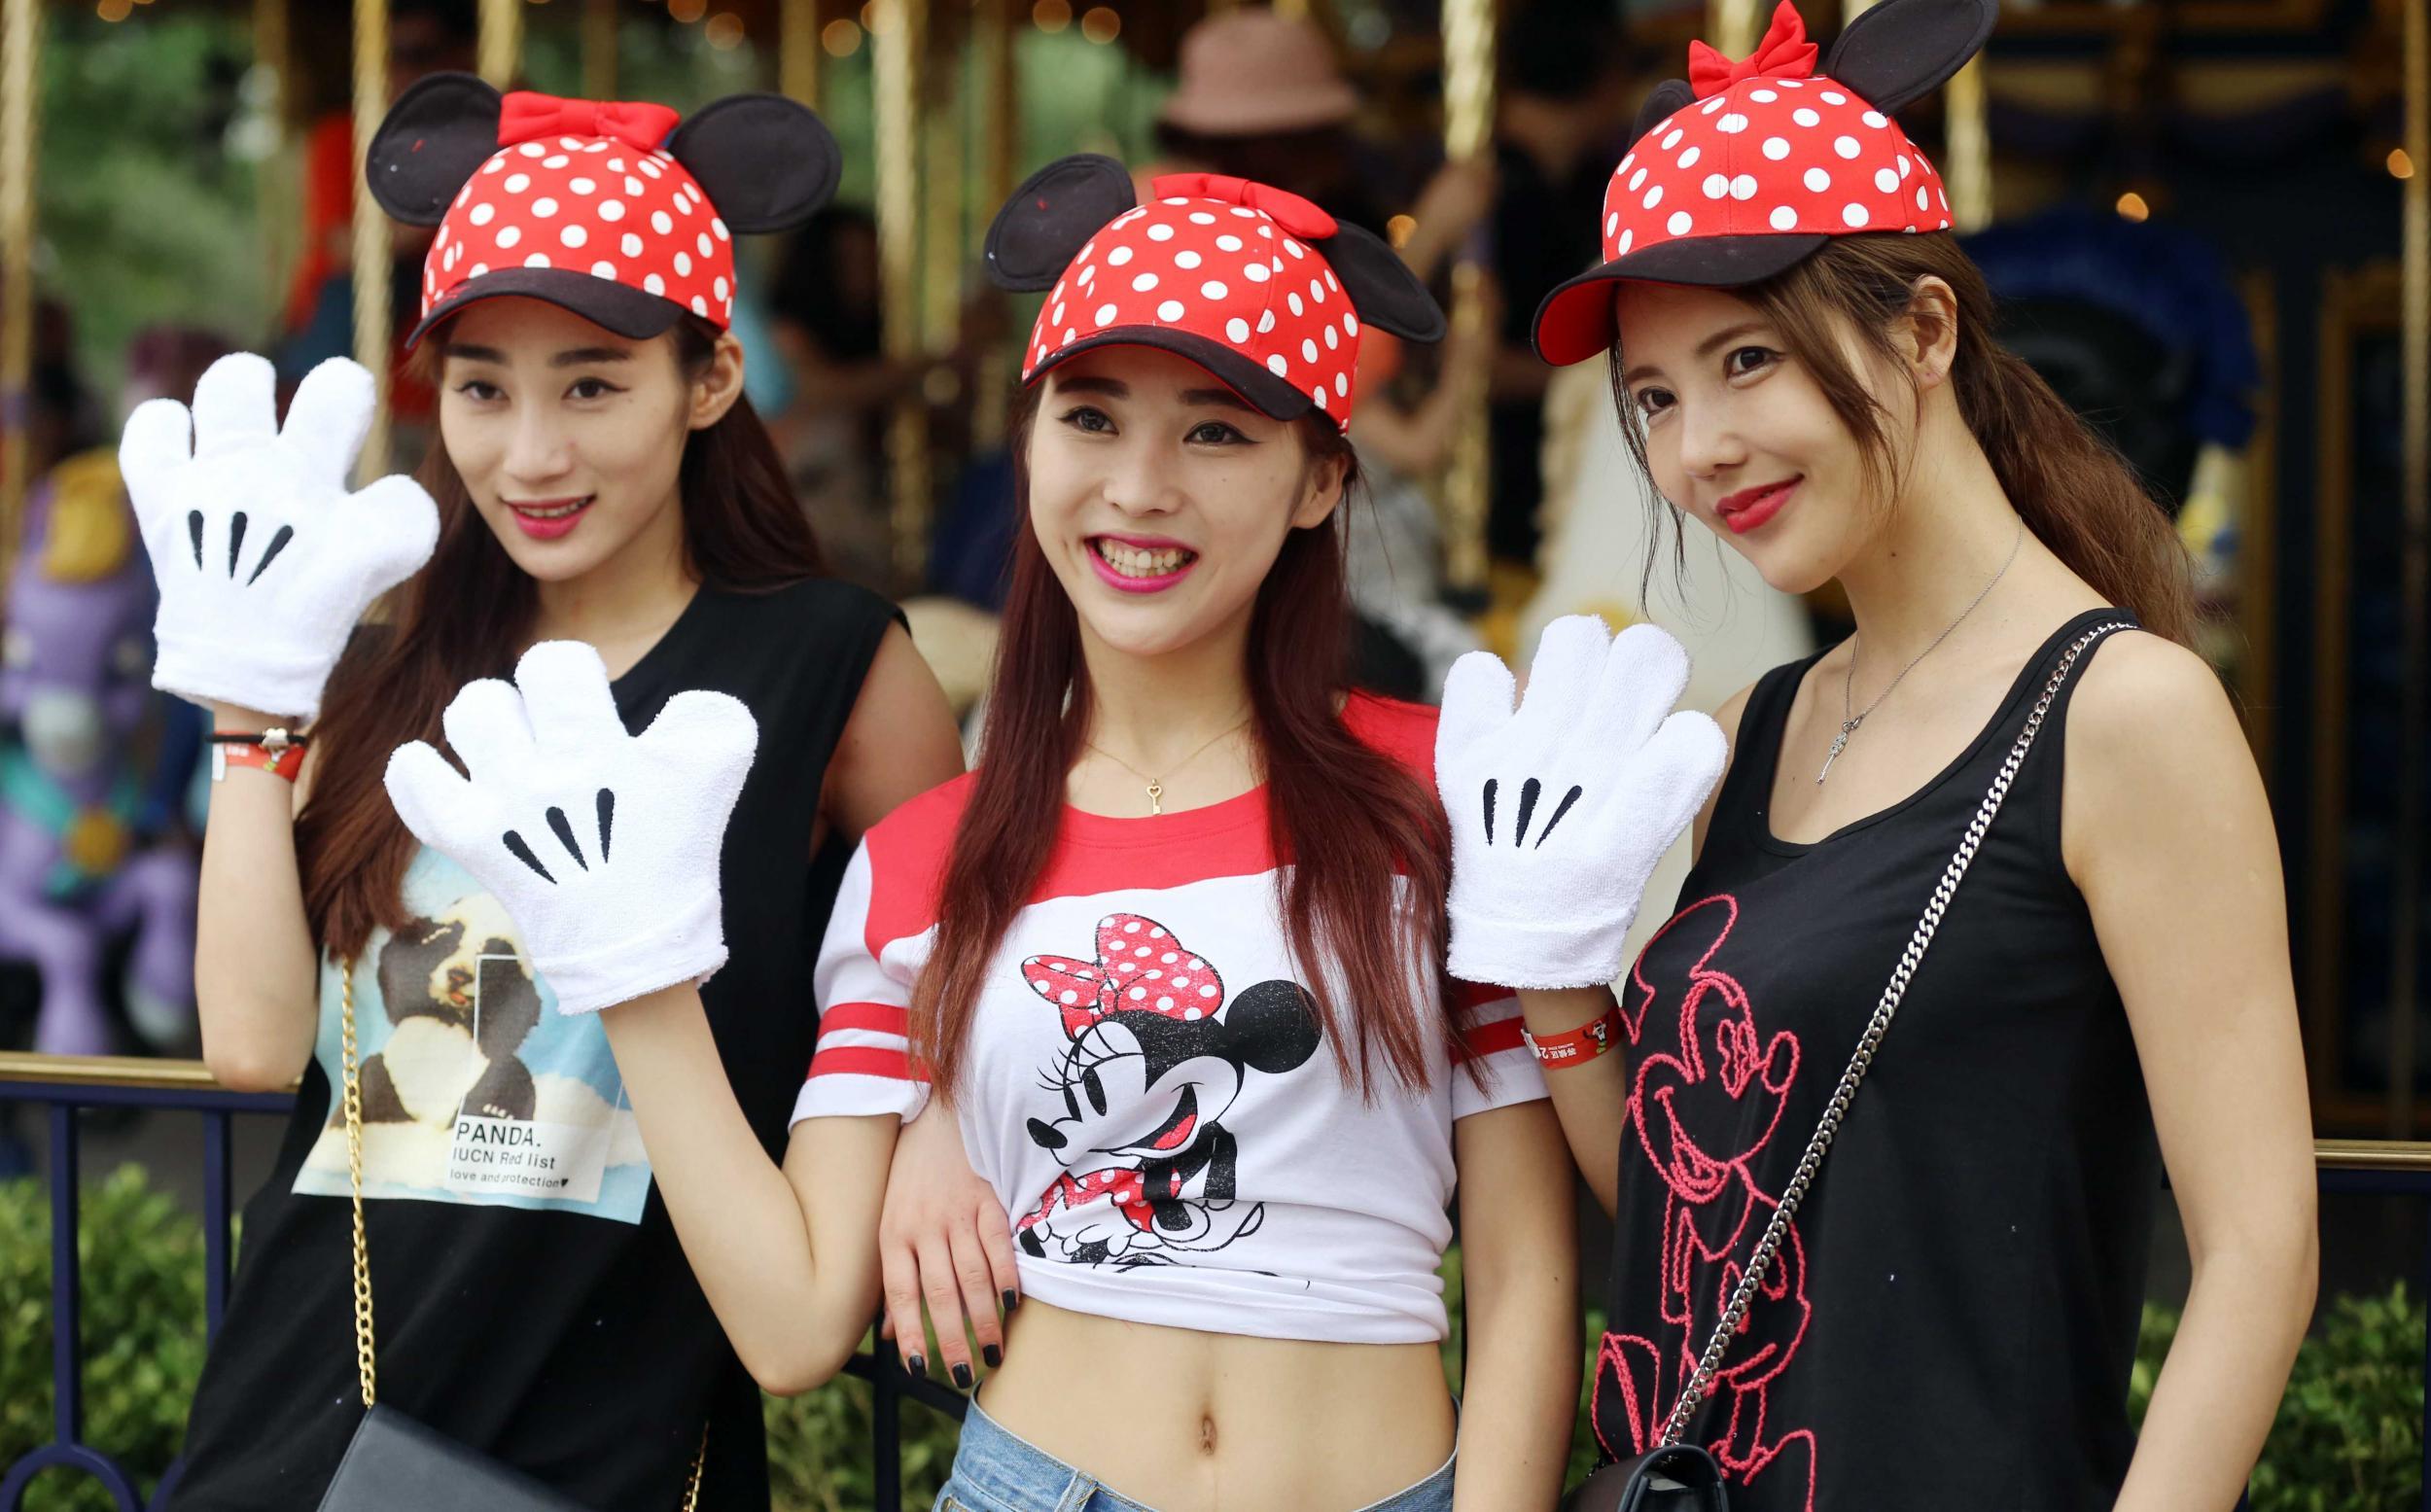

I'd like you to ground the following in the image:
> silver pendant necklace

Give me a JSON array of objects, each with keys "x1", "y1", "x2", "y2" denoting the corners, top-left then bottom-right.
[{"x1": 1819, "y1": 517, "x2": 2025, "y2": 786}]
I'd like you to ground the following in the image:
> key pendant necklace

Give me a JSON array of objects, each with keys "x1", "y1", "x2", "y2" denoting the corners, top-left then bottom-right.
[
  {"x1": 1819, "y1": 517, "x2": 2025, "y2": 786},
  {"x1": 1087, "y1": 712, "x2": 1252, "y2": 817}
]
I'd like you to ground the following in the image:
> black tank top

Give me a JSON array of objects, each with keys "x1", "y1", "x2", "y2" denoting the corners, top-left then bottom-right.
[
  {"x1": 170, "y1": 579, "x2": 900, "y2": 1512},
  {"x1": 1591, "y1": 609, "x2": 2160, "y2": 1512}
]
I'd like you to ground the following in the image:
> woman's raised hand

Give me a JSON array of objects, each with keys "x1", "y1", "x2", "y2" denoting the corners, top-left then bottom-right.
[
  {"x1": 117, "y1": 354, "x2": 439, "y2": 721},
  {"x1": 383, "y1": 641, "x2": 758, "y2": 1015},
  {"x1": 1435, "y1": 616, "x2": 1728, "y2": 990},
  {"x1": 878, "y1": 1104, "x2": 1020, "y2": 1389}
]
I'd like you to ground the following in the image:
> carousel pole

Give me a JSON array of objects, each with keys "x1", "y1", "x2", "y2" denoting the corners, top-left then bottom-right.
[
  {"x1": 875, "y1": 0, "x2": 930, "y2": 591},
  {"x1": 1942, "y1": 57, "x2": 1991, "y2": 232},
  {"x1": 2388, "y1": 0, "x2": 2428, "y2": 1136},
  {"x1": 582, "y1": 0, "x2": 617, "y2": 103},
  {"x1": 782, "y1": 0, "x2": 821, "y2": 109},
  {"x1": 478, "y1": 0, "x2": 523, "y2": 90},
  {"x1": 353, "y1": 0, "x2": 395, "y2": 482},
  {"x1": 1438, "y1": 0, "x2": 1495, "y2": 609},
  {"x1": 971, "y1": 0, "x2": 1016, "y2": 450},
  {"x1": 0, "y1": 0, "x2": 41, "y2": 591},
  {"x1": 923, "y1": 8, "x2": 964, "y2": 358},
  {"x1": 256, "y1": 0, "x2": 296, "y2": 340},
  {"x1": 1710, "y1": 0, "x2": 1764, "y2": 64}
]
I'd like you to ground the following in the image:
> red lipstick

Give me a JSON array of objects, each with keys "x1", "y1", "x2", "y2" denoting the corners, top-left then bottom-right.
[{"x1": 1715, "y1": 478, "x2": 1799, "y2": 536}]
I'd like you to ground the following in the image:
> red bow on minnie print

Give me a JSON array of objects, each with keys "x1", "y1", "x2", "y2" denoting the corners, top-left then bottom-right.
[
  {"x1": 1686, "y1": 0, "x2": 1818, "y2": 98},
  {"x1": 497, "y1": 89, "x2": 680, "y2": 152},
  {"x1": 1023, "y1": 914, "x2": 1226, "y2": 1038}
]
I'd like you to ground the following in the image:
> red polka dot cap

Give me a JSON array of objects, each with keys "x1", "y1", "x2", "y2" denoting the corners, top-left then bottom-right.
[
  {"x1": 985, "y1": 157, "x2": 1445, "y2": 430},
  {"x1": 1533, "y1": 0, "x2": 1996, "y2": 367},
  {"x1": 366, "y1": 75, "x2": 840, "y2": 349}
]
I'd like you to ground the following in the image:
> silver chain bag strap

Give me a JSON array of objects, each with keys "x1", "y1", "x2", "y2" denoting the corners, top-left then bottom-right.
[{"x1": 1568, "y1": 619, "x2": 2131, "y2": 1512}]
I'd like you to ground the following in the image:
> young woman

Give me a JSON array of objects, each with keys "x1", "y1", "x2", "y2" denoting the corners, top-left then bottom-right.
[
  {"x1": 388, "y1": 158, "x2": 1583, "y2": 1511},
  {"x1": 1439, "y1": 2, "x2": 2317, "y2": 1508},
  {"x1": 144, "y1": 77, "x2": 961, "y2": 1509}
]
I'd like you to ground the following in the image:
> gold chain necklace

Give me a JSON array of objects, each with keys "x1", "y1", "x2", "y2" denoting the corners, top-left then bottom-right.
[{"x1": 1085, "y1": 712, "x2": 1252, "y2": 817}]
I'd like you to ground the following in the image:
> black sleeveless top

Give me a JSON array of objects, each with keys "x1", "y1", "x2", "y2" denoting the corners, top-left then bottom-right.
[
  {"x1": 169, "y1": 580, "x2": 899, "y2": 1512},
  {"x1": 1591, "y1": 609, "x2": 2161, "y2": 1512}
]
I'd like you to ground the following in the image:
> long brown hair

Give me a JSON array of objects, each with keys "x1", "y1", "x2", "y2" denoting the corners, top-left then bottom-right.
[
  {"x1": 910, "y1": 395, "x2": 1454, "y2": 1105},
  {"x1": 1607, "y1": 232, "x2": 2199, "y2": 647},
  {"x1": 299, "y1": 316, "x2": 823, "y2": 961}
]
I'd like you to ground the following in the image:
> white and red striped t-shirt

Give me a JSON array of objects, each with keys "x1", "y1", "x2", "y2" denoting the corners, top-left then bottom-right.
[{"x1": 793, "y1": 693, "x2": 1544, "y2": 1344}]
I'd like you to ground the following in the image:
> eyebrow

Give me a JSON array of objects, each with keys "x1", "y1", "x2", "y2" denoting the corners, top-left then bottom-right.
[
  {"x1": 1618, "y1": 321, "x2": 1772, "y2": 387},
  {"x1": 438, "y1": 343, "x2": 634, "y2": 368},
  {"x1": 1053, "y1": 373, "x2": 1262, "y2": 416}
]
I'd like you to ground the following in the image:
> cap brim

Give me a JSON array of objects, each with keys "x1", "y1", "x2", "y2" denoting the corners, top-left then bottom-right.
[
  {"x1": 1029, "y1": 326, "x2": 1322, "y2": 424},
  {"x1": 405, "y1": 268, "x2": 689, "y2": 350},
  {"x1": 1530, "y1": 233, "x2": 1831, "y2": 367}
]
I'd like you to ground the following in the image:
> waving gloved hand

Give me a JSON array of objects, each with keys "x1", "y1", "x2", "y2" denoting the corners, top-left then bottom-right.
[
  {"x1": 118, "y1": 353, "x2": 438, "y2": 721},
  {"x1": 383, "y1": 642, "x2": 758, "y2": 1016},
  {"x1": 1436, "y1": 616, "x2": 1729, "y2": 990}
]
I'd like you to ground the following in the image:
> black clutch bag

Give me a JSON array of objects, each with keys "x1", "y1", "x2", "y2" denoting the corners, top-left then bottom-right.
[
  {"x1": 1562, "y1": 1445, "x2": 1729, "y2": 1512},
  {"x1": 314, "y1": 963, "x2": 703, "y2": 1512}
]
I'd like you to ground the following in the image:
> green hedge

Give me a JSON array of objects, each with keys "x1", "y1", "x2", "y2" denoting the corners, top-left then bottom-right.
[{"x1": 1, "y1": 1171, "x2": 2420, "y2": 1511}]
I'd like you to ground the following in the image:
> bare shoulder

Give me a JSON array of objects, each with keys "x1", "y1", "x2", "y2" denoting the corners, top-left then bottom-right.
[
  {"x1": 1709, "y1": 681, "x2": 1757, "y2": 748},
  {"x1": 2061, "y1": 629, "x2": 2265, "y2": 876},
  {"x1": 1690, "y1": 681, "x2": 1760, "y2": 856},
  {"x1": 2064, "y1": 629, "x2": 2244, "y2": 770}
]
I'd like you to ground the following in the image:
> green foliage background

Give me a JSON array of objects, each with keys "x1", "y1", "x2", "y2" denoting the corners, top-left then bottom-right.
[{"x1": 1, "y1": 1169, "x2": 2420, "y2": 1511}]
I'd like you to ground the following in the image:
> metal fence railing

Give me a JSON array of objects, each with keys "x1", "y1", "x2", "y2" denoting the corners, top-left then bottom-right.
[
  {"x1": 4, "y1": 1057, "x2": 2428, "y2": 1510},
  {"x1": 0, "y1": 1053, "x2": 966, "y2": 1512}
]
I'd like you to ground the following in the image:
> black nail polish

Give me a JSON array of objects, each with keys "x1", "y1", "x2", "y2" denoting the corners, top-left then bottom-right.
[
  {"x1": 952, "y1": 1362, "x2": 974, "y2": 1390},
  {"x1": 982, "y1": 1344, "x2": 1003, "y2": 1369},
  {"x1": 905, "y1": 1354, "x2": 926, "y2": 1378},
  {"x1": 1002, "y1": 1289, "x2": 1019, "y2": 1314}
]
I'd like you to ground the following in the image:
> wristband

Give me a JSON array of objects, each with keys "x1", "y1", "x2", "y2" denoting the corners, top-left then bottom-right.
[
  {"x1": 1520, "y1": 1005, "x2": 1624, "y2": 1069},
  {"x1": 211, "y1": 727, "x2": 307, "y2": 783}
]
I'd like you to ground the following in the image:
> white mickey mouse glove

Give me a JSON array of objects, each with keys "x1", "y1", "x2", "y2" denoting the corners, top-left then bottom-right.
[
  {"x1": 382, "y1": 641, "x2": 758, "y2": 1016},
  {"x1": 1436, "y1": 616, "x2": 1728, "y2": 990},
  {"x1": 118, "y1": 353, "x2": 439, "y2": 721}
]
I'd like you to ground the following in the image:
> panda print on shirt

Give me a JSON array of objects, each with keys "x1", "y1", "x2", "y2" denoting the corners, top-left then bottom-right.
[
  {"x1": 1014, "y1": 913, "x2": 1322, "y2": 1268},
  {"x1": 292, "y1": 848, "x2": 653, "y2": 1221}
]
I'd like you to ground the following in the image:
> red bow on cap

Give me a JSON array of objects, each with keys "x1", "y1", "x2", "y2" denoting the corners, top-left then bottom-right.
[
  {"x1": 498, "y1": 90, "x2": 681, "y2": 153},
  {"x1": 1686, "y1": 0, "x2": 1818, "y2": 98},
  {"x1": 1149, "y1": 171, "x2": 1339, "y2": 240}
]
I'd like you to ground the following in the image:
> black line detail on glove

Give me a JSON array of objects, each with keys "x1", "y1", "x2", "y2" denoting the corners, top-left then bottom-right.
[
  {"x1": 596, "y1": 788, "x2": 616, "y2": 862},
  {"x1": 1534, "y1": 785, "x2": 1584, "y2": 849},
  {"x1": 247, "y1": 525, "x2": 296, "y2": 584},
  {"x1": 187, "y1": 510, "x2": 204, "y2": 570},
  {"x1": 546, "y1": 805, "x2": 586, "y2": 869},
  {"x1": 504, "y1": 829, "x2": 555, "y2": 884},
  {"x1": 1482, "y1": 779, "x2": 1497, "y2": 844},
  {"x1": 1515, "y1": 777, "x2": 1543, "y2": 847},
  {"x1": 228, "y1": 511, "x2": 248, "y2": 577}
]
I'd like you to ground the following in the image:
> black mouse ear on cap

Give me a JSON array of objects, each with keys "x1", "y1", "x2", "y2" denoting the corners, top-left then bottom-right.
[
  {"x1": 1316, "y1": 223, "x2": 1446, "y2": 344},
  {"x1": 367, "y1": 72, "x2": 504, "y2": 226},
  {"x1": 1630, "y1": 80, "x2": 1698, "y2": 148},
  {"x1": 666, "y1": 94, "x2": 842, "y2": 233},
  {"x1": 1821, "y1": 0, "x2": 1997, "y2": 113},
  {"x1": 984, "y1": 155, "x2": 1138, "y2": 293}
]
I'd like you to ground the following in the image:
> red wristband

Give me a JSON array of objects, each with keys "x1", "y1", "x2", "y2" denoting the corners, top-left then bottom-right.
[
  {"x1": 1521, "y1": 1006, "x2": 1623, "y2": 1069},
  {"x1": 211, "y1": 733, "x2": 307, "y2": 783}
]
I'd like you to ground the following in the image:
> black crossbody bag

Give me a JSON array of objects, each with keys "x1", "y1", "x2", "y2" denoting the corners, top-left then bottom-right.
[
  {"x1": 1565, "y1": 622, "x2": 2128, "y2": 1512},
  {"x1": 316, "y1": 961, "x2": 706, "y2": 1512}
]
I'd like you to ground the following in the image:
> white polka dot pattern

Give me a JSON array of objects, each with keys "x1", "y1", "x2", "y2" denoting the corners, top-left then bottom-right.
[
  {"x1": 1587, "y1": 60, "x2": 1948, "y2": 273},
  {"x1": 1018, "y1": 184, "x2": 1366, "y2": 428},
  {"x1": 420, "y1": 133, "x2": 736, "y2": 332}
]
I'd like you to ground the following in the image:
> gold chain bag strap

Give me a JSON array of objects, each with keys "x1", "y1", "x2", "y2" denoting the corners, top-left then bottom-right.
[
  {"x1": 317, "y1": 961, "x2": 707, "y2": 1512},
  {"x1": 1565, "y1": 620, "x2": 2132, "y2": 1512}
]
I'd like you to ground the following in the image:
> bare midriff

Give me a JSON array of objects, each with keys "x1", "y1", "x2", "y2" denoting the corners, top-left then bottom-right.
[{"x1": 977, "y1": 1300, "x2": 1458, "y2": 1512}]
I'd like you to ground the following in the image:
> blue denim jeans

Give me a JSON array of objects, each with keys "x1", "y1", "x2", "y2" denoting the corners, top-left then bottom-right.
[{"x1": 934, "y1": 1397, "x2": 1457, "y2": 1512}]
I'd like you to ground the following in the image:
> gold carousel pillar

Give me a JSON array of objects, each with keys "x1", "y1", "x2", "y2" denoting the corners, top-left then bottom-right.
[
  {"x1": 875, "y1": 0, "x2": 930, "y2": 590},
  {"x1": 478, "y1": 0, "x2": 523, "y2": 90},
  {"x1": 582, "y1": 0, "x2": 617, "y2": 102},
  {"x1": 2389, "y1": 0, "x2": 2429, "y2": 1135},
  {"x1": 782, "y1": 0, "x2": 822, "y2": 109},
  {"x1": 256, "y1": 0, "x2": 296, "y2": 337},
  {"x1": 924, "y1": 10, "x2": 965, "y2": 358},
  {"x1": 1439, "y1": 0, "x2": 1496, "y2": 606},
  {"x1": 353, "y1": 0, "x2": 394, "y2": 480},
  {"x1": 1709, "y1": 0, "x2": 1764, "y2": 65},
  {"x1": 971, "y1": 0, "x2": 1017, "y2": 450},
  {"x1": 0, "y1": 0, "x2": 39, "y2": 588}
]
